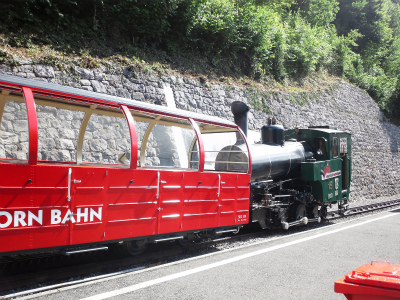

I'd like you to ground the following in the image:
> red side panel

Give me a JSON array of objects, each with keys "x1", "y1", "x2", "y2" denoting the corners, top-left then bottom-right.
[
  {"x1": 235, "y1": 175, "x2": 251, "y2": 224},
  {"x1": 181, "y1": 172, "x2": 219, "y2": 231},
  {"x1": 218, "y1": 173, "x2": 250, "y2": 226},
  {"x1": 105, "y1": 168, "x2": 158, "y2": 240},
  {"x1": 0, "y1": 164, "x2": 69, "y2": 252},
  {"x1": 218, "y1": 173, "x2": 238, "y2": 226},
  {"x1": 157, "y1": 171, "x2": 184, "y2": 234},
  {"x1": 69, "y1": 167, "x2": 106, "y2": 245},
  {"x1": 0, "y1": 162, "x2": 250, "y2": 253}
]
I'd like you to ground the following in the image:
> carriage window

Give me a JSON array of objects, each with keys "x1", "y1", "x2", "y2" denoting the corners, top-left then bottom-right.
[
  {"x1": 36, "y1": 104, "x2": 83, "y2": 162},
  {"x1": 315, "y1": 137, "x2": 327, "y2": 155},
  {"x1": 82, "y1": 109, "x2": 130, "y2": 165},
  {"x1": 340, "y1": 137, "x2": 348, "y2": 156},
  {"x1": 134, "y1": 120, "x2": 150, "y2": 166},
  {"x1": 0, "y1": 90, "x2": 29, "y2": 161},
  {"x1": 197, "y1": 124, "x2": 249, "y2": 173},
  {"x1": 332, "y1": 137, "x2": 338, "y2": 158},
  {"x1": 136, "y1": 114, "x2": 196, "y2": 169},
  {"x1": 31, "y1": 92, "x2": 131, "y2": 166}
]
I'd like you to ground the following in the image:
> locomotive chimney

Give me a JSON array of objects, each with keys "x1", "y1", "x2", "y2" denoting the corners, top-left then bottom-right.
[{"x1": 231, "y1": 101, "x2": 249, "y2": 137}]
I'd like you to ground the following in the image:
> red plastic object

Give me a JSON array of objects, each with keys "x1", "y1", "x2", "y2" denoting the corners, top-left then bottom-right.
[{"x1": 335, "y1": 261, "x2": 400, "y2": 300}]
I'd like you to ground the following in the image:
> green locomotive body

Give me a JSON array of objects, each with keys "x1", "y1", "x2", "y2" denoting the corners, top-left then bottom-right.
[{"x1": 286, "y1": 127, "x2": 351, "y2": 211}]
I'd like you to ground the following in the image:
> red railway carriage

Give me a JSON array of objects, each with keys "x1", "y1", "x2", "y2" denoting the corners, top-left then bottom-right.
[{"x1": 0, "y1": 74, "x2": 251, "y2": 255}]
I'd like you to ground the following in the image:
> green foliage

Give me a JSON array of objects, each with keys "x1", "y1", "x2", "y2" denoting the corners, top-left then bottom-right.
[
  {"x1": 331, "y1": 0, "x2": 400, "y2": 121},
  {"x1": 285, "y1": 13, "x2": 335, "y2": 77},
  {"x1": 102, "y1": 0, "x2": 186, "y2": 44},
  {"x1": 1, "y1": 0, "x2": 400, "y2": 121},
  {"x1": 292, "y1": 0, "x2": 340, "y2": 27}
]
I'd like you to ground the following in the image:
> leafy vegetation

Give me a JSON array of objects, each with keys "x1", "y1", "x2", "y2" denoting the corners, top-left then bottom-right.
[{"x1": 0, "y1": 0, "x2": 399, "y2": 122}]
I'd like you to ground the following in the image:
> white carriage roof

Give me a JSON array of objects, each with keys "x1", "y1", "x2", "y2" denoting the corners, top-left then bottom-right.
[{"x1": 0, "y1": 73, "x2": 236, "y2": 127}]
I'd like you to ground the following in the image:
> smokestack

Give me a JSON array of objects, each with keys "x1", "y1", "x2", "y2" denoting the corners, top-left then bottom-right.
[{"x1": 231, "y1": 101, "x2": 249, "y2": 137}]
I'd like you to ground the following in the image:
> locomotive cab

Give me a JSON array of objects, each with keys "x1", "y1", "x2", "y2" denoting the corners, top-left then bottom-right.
[{"x1": 286, "y1": 127, "x2": 352, "y2": 214}]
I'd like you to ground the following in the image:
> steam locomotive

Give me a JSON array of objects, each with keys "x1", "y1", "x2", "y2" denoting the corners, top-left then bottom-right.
[
  {"x1": 0, "y1": 74, "x2": 351, "y2": 256},
  {"x1": 228, "y1": 101, "x2": 351, "y2": 231}
]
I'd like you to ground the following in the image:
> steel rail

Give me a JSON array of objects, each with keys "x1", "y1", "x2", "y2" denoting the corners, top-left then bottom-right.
[{"x1": 326, "y1": 199, "x2": 400, "y2": 220}]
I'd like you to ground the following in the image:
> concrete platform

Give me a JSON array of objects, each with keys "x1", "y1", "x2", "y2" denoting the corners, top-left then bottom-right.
[{"x1": 19, "y1": 209, "x2": 400, "y2": 300}]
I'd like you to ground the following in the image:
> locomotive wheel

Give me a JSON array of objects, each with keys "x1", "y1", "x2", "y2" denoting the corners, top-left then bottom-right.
[
  {"x1": 295, "y1": 204, "x2": 306, "y2": 220},
  {"x1": 124, "y1": 240, "x2": 146, "y2": 255},
  {"x1": 307, "y1": 204, "x2": 319, "y2": 219},
  {"x1": 319, "y1": 206, "x2": 328, "y2": 220},
  {"x1": 289, "y1": 203, "x2": 306, "y2": 222}
]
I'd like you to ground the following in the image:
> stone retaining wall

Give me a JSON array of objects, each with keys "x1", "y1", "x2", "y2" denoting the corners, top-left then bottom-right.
[{"x1": 1, "y1": 60, "x2": 399, "y2": 204}]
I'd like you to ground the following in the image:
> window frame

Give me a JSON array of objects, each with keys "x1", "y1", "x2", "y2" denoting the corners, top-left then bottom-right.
[
  {"x1": 315, "y1": 137, "x2": 328, "y2": 156},
  {"x1": 332, "y1": 137, "x2": 338, "y2": 158},
  {"x1": 129, "y1": 110, "x2": 201, "y2": 170},
  {"x1": 0, "y1": 78, "x2": 251, "y2": 176}
]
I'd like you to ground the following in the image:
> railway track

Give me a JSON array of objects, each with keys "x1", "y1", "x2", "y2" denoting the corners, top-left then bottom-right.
[
  {"x1": 326, "y1": 198, "x2": 400, "y2": 220},
  {"x1": 1, "y1": 199, "x2": 400, "y2": 300}
]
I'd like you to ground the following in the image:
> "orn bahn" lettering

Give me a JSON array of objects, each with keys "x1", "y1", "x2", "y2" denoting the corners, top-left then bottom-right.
[{"x1": 0, "y1": 207, "x2": 102, "y2": 229}]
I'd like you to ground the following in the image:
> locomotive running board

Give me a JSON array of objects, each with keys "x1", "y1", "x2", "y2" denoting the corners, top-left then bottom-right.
[{"x1": 62, "y1": 246, "x2": 109, "y2": 256}]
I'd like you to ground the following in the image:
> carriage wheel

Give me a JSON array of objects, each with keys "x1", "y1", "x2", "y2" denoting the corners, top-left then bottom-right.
[{"x1": 124, "y1": 240, "x2": 146, "y2": 255}]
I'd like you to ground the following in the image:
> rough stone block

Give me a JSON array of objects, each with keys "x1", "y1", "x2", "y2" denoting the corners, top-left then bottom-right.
[{"x1": 34, "y1": 65, "x2": 55, "y2": 78}]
